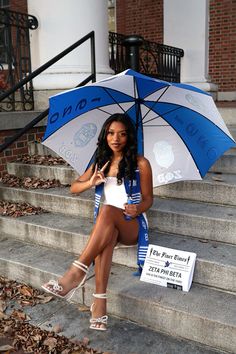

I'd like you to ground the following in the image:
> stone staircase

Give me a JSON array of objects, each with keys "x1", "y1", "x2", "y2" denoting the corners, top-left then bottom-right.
[{"x1": 0, "y1": 127, "x2": 236, "y2": 353}]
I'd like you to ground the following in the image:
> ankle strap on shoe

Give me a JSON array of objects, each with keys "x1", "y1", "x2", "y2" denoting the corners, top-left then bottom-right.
[
  {"x1": 93, "y1": 293, "x2": 107, "y2": 299},
  {"x1": 73, "y1": 260, "x2": 88, "y2": 273}
]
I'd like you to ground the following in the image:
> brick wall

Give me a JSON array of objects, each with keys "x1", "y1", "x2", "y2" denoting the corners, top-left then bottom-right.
[
  {"x1": 0, "y1": 127, "x2": 45, "y2": 176},
  {"x1": 209, "y1": 0, "x2": 236, "y2": 92},
  {"x1": 9, "y1": 0, "x2": 27, "y2": 13},
  {"x1": 116, "y1": 0, "x2": 235, "y2": 95},
  {"x1": 116, "y1": 0, "x2": 163, "y2": 43}
]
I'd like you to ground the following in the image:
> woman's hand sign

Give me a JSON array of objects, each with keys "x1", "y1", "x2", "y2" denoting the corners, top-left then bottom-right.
[{"x1": 89, "y1": 161, "x2": 109, "y2": 186}]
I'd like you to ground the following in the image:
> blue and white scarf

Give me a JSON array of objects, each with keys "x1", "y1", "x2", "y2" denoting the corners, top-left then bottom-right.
[{"x1": 94, "y1": 170, "x2": 149, "y2": 275}]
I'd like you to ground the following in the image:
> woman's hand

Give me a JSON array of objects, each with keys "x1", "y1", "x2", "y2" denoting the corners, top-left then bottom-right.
[
  {"x1": 123, "y1": 203, "x2": 140, "y2": 219},
  {"x1": 89, "y1": 161, "x2": 109, "y2": 187},
  {"x1": 70, "y1": 161, "x2": 109, "y2": 194}
]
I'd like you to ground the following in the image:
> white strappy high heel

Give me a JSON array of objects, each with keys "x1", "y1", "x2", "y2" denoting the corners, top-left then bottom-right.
[
  {"x1": 41, "y1": 260, "x2": 88, "y2": 302},
  {"x1": 89, "y1": 293, "x2": 108, "y2": 331}
]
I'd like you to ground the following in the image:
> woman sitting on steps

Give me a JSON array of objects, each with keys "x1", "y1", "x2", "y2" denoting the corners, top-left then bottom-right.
[{"x1": 42, "y1": 113, "x2": 153, "y2": 331}]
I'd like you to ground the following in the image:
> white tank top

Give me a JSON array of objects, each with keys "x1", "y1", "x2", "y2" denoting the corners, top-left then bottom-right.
[{"x1": 103, "y1": 177, "x2": 127, "y2": 209}]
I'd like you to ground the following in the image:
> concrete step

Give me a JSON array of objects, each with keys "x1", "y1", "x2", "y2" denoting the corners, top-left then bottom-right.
[
  {"x1": 7, "y1": 162, "x2": 78, "y2": 186},
  {"x1": 0, "y1": 111, "x2": 46, "y2": 130},
  {"x1": 151, "y1": 197, "x2": 236, "y2": 245},
  {"x1": 0, "y1": 235, "x2": 235, "y2": 353},
  {"x1": 7, "y1": 159, "x2": 236, "y2": 205},
  {"x1": 1, "y1": 184, "x2": 236, "y2": 245},
  {"x1": 0, "y1": 212, "x2": 235, "y2": 293},
  {"x1": 229, "y1": 126, "x2": 236, "y2": 140},
  {"x1": 210, "y1": 148, "x2": 236, "y2": 174},
  {"x1": 12, "y1": 299, "x2": 226, "y2": 354},
  {"x1": 28, "y1": 141, "x2": 58, "y2": 157},
  {"x1": 155, "y1": 172, "x2": 236, "y2": 206},
  {"x1": 0, "y1": 184, "x2": 94, "y2": 218},
  {"x1": 9, "y1": 146, "x2": 236, "y2": 181},
  {"x1": 216, "y1": 104, "x2": 236, "y2": 126}
]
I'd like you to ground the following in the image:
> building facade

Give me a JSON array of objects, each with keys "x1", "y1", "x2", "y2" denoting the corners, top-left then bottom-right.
[{"x1": 1, "y1": 0, "x2": 235, "y2": 101}]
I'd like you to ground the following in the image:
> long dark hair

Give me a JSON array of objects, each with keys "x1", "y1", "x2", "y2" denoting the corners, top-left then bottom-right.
[{"x1": 93, "y1": 113, "x2": 137, "y2": 184}]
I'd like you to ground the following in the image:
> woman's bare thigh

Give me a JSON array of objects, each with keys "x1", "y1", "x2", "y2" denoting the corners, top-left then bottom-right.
[{"x1": 98, "y1": 205, "x2": 139, "y2": 245}]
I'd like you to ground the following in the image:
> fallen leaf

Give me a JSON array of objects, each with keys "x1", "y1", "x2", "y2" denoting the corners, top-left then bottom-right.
[
  {"x1": 77, "y1": 304, "x2": 89, "y2": 312},
  {"x1": 53, "y1": 324, "x2": 63, "y2": 333},
  {"x1": 32, "y1": 334, "x2": 42, "y2": 341},
  {"x1": 43, "y1": 337, "x2": 57, "y2": 350},
  {"x1": 15, "y1": 154, "x2": 68, "y2": 166},
  {"x1": 82, "y1": 337, "x2": 90, "y2": 346},
  {"x1": 36, "y1": 294, "x2": 54, "y2": 304},
  {"x1": 19, "y1": 300, "x2": 32, "y2": 306},
  {"x1": 211, "y1": 176, "x2": 224, "y2": 182},
  {"x1": 0, "y1": 344, "x2": 14, "y2": 352},
  {"x1": 0, "y1": 201, "x2": 47, "y2": 218},
  {"x1": 19, "y1": 285, "x2": 33, "y2": 297},
  {"x1": 3, "y1": 325, "x2": 13, "y2": 335},
  {"x1": 61, "y1": 350, "x2": 71, "y2": 354},
  {"x1": 0, "y1": 276, "x2": 104, "y2": 354},
  {"x1": 0, "y1": 309, "x2": 8, "y2": 319},
  {"x1": 0, "y1": 300, "x2": 6, "y2": 312},
  {"x1": 11, "y1": 309, "x2": 30, "y2": 321}
]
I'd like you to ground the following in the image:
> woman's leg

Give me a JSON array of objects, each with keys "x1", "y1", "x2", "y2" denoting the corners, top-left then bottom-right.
[
  {"x1": 91, "y1": 230, "x2": 118, "y2": 326},
  {"x1": 44, "y1": 205, "x2": 139, "y2": 295}
]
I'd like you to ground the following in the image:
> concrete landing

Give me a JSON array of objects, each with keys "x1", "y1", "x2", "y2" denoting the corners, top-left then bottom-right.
[
  {"x1": 5, "y1": 297, "x2": 227, "y2": 354},
  {"x1": 0, "y1": 235, "x2": 235, "y2": 353}
]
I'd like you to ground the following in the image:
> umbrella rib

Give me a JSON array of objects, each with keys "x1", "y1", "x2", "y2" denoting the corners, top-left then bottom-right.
[
  {"x1": 96, "y1": 107, "x2": 116, "y2": 116},
  {"x1": 141, "y1": 86, "x2": 170, "y2": 122},
  {"x1": 101, "y1": 87, "x2": 132, "y2": 113},
  {"x1": 143, "y1": 105, "x2": 182, "y2": 125},
  {"x1": 133, "y1": 76, "x2": 142, "y2": 125}
]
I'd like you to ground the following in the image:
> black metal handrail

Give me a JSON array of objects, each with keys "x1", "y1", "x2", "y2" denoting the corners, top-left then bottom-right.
[
  {"x1": 0, "y1": 30, "x2": 96, "y2": 153},
  {"x1": 109, "y1": 32, "x2": 184, "y2": 82}
]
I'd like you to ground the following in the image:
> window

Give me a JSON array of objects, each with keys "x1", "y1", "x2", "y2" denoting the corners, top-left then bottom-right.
[
  {"x1": 108, "y1": 0, "x2": 116, "y2": 32},
  {"x1": 0, "y1": 0, "x2": 10, "y2": 9}
]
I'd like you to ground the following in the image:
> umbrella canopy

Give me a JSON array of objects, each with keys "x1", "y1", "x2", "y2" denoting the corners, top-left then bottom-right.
[{"x1": 43, "y1": 69, "x2": 236, "y2": 187}]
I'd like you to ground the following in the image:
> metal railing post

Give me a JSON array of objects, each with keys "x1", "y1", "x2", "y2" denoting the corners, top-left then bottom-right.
[
  {"x1": 122, "y1": 35, "x2": 144, "y2": 72},
  {"x1": 90, "y1": 32, "x2": 96, "y2": 83}
]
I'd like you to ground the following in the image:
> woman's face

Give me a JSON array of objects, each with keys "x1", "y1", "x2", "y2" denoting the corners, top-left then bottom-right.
[{"x1": 106, "y1": 121, "x2": 128, "y2": 153}]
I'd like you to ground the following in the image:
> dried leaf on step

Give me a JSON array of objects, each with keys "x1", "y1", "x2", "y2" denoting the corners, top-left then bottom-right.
[
  {"x1": 0, "y1": 201, "x2": 46, "y2": 218},
  {"x1": 77, "y1": 304, "x2": 89, "y2": 312},
  {"x1": 11, "y1": 309, "x2": 30, "y2": 321},
  {"x1": 43, "y1": 337, "x2": 58, "y2": 350},
  {"x1": 61, "y1": 349, "x2": 71, "y2": 354},
  {"x1": 53, "y1": 324, "x2": 63, "y2": 333},
  {"x1": 36, "y1": 294, "x2": 54, "y2": 303},
  {"x1": 82, "y1": 337, "x2": 90, "y2": 346},
  {"x1": 15, "y1": 154, "x2": 68, "y2": 166},
  {"x1": 0, "y1": 311, "x2": 7, "y2": 319},
  {"x1": 0, "y1": 300, "x2": 6, "y2": 312},
  {"x1": 3, "y1": 325, "x2": 13, "y2": 335},
  {"x1": 0, "y1": 344, "x2": 14, "y2": 352},
  {"x1": 19, "y1": 285, "x2": 33, "y2": 297},
  {"x1": 211, "y1": 176, "x2": 224, "y2": 182}
]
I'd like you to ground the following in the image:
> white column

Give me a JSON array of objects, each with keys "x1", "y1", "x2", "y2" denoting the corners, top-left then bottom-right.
[
  {"x1": 164, "y1": 0, "x2": 217, "y2": 94},
  {"x1": 28, "y1": 0, "x2": 112, "y2": 94}
]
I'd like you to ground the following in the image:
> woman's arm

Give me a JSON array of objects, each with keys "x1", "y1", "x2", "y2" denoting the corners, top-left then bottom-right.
[
  {"x1": 70, "y1": 165, "x2": 94, "y2": 194},
  {"x1": 124, "y1": 156, "x2": 153, "y2": 218},
  {"x1": 138, "y1": 156, "x2": 153, "y2": 213},
  {"x1": 70, "y1": 161, "x2": 109, "y2": 194}
]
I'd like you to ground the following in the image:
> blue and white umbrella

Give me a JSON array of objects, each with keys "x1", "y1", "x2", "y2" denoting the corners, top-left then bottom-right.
[{"x1": 43, "y1": 69, "x2": 236, "y2": 187}]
